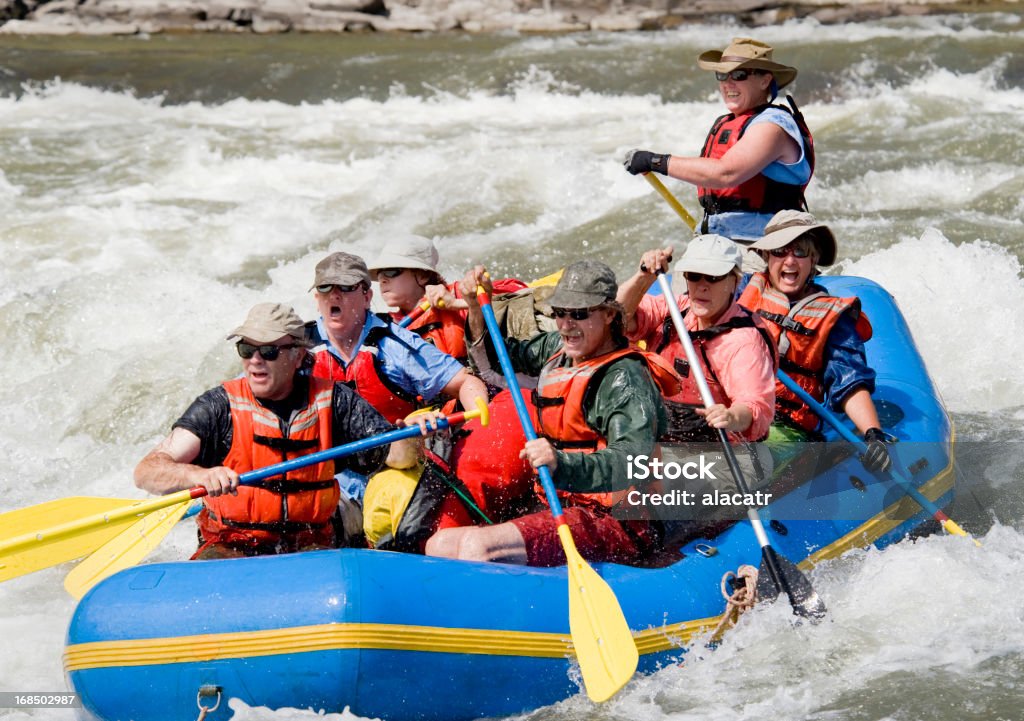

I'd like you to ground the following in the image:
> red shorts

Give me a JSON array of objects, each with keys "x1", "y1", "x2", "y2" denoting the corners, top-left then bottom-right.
[{"x1": 509, "y1": 505, "x2": 659, "y2": 567}]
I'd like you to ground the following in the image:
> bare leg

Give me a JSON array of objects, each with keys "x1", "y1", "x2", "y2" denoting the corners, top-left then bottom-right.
[{"x1": 425, "y1": 522, "x2": 528, "y2": 564}]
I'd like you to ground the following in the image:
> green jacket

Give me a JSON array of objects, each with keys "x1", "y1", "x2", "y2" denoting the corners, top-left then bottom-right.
[{"x1": 505, "y1": 331, "x2": 667, "y2": 495}]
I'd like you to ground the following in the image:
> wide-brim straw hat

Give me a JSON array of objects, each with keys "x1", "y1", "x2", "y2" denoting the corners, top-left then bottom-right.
[
  {"x1": 698, "y1": 37, "x2": 798, "y2": 89},
  {"x1": 749, "y1": 210, "x2": 837, "y2": 267}
]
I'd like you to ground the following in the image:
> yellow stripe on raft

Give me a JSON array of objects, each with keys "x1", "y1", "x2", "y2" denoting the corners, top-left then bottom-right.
[
  {"x1": 64, "y1": 617, "x2": 719, "y2": 672},
  {"x1": 801, "y1": 436, "x2": 956, "y2": 569},
  {"x1": 64, "y1": 439, "x2": 955, "y2": 674}
]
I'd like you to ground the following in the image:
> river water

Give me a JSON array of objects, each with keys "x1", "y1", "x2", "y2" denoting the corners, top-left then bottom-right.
[{"x1": 1, "y1": 12, "x2": 1023, "y2": 721}]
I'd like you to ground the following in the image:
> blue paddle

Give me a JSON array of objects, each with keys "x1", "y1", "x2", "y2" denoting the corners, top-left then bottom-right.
[
  {"x1": 775, "y1": 370, "x2": 977, "y2": 545},
  {"x1": 475, "y1": 285, "x2": 638, "y2": 703}
]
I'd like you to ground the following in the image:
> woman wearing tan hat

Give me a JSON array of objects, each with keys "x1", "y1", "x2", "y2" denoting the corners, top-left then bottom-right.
[
  {"x1": 624, "y1": 37, "x2": 814, "y2": 244},
  {"x1": 739, "y1": 210, "x2": 892, "y2": 474}
]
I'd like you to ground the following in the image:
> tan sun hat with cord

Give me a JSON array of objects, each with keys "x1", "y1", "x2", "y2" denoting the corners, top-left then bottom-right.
[
  {"x1": 698, "y1": 38, "x2": 798, "y2": 89},
  {"x1": 749, "y1": 210, "x2": 838, "y2": 267}
]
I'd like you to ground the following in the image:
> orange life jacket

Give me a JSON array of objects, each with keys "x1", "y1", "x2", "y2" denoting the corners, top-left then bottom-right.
[
  {"x1": 652, "y1": 306, "x2": 776, "y2": 442},
  {"x1": 198, "y1": 377, "x2": 339, "y2": 546},
  {"x1": 395, "y1": 279, "x2": 527, "y2": 363},
  {"x1": 310, "y1": 325, "x2": 420, "y2": 423},
  {"x1": 399, "y1": 305, "x2": 468, "y2": 362},
  {"x1": 738, "y1": 272, "x2": 871, "y2": 432},
  {"x1": 698, "y1": 98, "x2": 814, "y2": 217},
  {"x1": 533, "y1": 347, "x2": 681, "y2": 509}
]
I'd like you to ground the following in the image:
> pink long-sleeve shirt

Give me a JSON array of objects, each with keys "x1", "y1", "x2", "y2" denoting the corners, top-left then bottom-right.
[{"x1": 628, "y1": 293, "x2": 776, "y2": 441}]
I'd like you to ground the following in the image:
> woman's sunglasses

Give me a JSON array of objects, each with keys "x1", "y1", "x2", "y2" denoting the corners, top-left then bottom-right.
[
  {"x1": 769, "y1": 245, "x2": 812, "y2": 259},
  {"x1": 715, "y1": 69, "x2": 763, "y2": 82},
  {"x1": 551, "y1": 306, "x2": 601, "y2": 321},
  {"x1": 683, "y1": 271, "x2": 729, "y2": 284},
  {"x1": 236, "y1": 342, "x2": 297, "y2": 361},
  {"x1": 315, "y1": 283, "x2": 362, "y2": 294},
  {"x1": 377, "y1": 268, "x2": 406, "y2": 279}
]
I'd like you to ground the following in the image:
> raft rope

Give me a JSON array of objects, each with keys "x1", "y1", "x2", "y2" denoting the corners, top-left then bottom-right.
[{"x1": 710, "y1": 564, "x2": 759, "y2": 642}]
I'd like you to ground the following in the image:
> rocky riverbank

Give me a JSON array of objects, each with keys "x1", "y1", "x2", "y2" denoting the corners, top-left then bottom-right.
[{"x1": 0, "y1": 0, "x2": 1018, "y2": 36}]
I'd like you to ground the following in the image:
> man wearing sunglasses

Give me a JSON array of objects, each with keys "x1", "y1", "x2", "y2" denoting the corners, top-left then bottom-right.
[
  {"x1": 740, "y1": 210, "x2": 892, "y2": 475},
  {"x1": 134, "y1": 302, "x2": 393, "y2": 559},
  {"x1": 307, "y1": 251, "x2": 489, "y2": 501},
  {"x1": 623, "y1": 38, "x2": 813, "y2": 252},
  {"x1": 425, "y1": 260, "x2": 681, "y2": 567}
]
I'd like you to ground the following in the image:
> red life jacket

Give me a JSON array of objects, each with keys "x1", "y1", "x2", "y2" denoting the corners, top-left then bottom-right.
[
  {"x1": 533, "y1": 347, "x2": 681, "y2": 510},
  {"x1": 446, "y1": 388, "x2": 535, "y2": 519},
  {"x1": 698, "y1": 97, "x2": 815, "y2": 217},
  {"x1": 738, "y1": 272, "x2": 872, "y2": 432},
  {"x1": 652, "y1": 306, "x2": 776, "y2": 443},
  {"x1": 198, "y1": 377, "x2": 338, "y2": 546},
  {"x1": 310, "y1": 325, "x2": 420, "y2": 424}
]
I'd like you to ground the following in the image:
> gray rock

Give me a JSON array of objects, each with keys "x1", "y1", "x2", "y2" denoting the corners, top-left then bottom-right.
[{"x1": 0, "y1": 0, "x2": 1009, "y2": 35}]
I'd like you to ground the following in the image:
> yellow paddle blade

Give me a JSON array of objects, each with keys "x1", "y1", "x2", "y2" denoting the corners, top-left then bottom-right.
[
  {"x1": 0, "y1": 489, "x2": 196, "y2": 583},
  {"x1": 0, "y1": 515, "x2": 138, "y2": 583},
  {"x1": 527, "y1": 268, "x2": 564, "y2": 288},
  {"x1": 64, "y1": 500, "x2": 193, "y2": 599},
  {"x1": 0, "y1": 497, "x2": 142, "y2": 543},
  {"x1": 558, "y1": 524, "x2": 638, "y2": 703}
]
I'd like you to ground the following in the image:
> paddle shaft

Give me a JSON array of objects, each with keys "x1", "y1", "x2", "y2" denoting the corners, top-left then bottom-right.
[
  {"x1": 0, "y1": 408, "x2": 481, "y2": 558},
  {"x1": 644, "y1": 173, "x2": 699, "y2": 231},
  {"x1": 475, "y1": 291, "x2": 565, "y2": 519},
  {"x1": 644, "y1": 173, "x2": 698, "y2": 232},
  {"x1": 655, "y1": 272, "x2": 803, "y2": 605},
  {"x1": 475, "y1": 286, "x2": 639, "y2": 702},
  {"x1": 775, "y1": 371, "x2": 974, "y2": 541},
  {"x1": 397, "y1": 299, "x2": 432, "y2": 328}
]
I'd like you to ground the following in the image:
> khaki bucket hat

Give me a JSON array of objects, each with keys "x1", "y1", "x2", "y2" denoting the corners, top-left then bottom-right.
[
  {"x1": 698, "y1": 38, "x2": 798, "y2": 89},
  {"x1": 367, "y1": 234, "x2": 441, "y2": 280},
  {"x1": 226, "y1": 302, "x2": 312, "y2": 346}
]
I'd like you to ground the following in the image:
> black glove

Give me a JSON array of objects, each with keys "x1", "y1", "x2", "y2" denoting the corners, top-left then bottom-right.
[
  {"x1": 861, "y1": 427, "x2": 892, "y2": 474},
  {"x1": 623, "y1": 149, "x2": 671, "y2": 176}
]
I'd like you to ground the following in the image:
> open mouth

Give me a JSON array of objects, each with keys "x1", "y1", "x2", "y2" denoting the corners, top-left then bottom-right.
[
  {"x1": 780, "y1": 270, "x2": 801, "y2": 285},
  {"x1": 561, "y1": 331, "x2": 583, "y2": 347}
]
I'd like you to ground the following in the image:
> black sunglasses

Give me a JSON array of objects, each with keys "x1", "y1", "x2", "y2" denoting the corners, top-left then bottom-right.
[
  {"x1": 377, "y1": 268, "x2": 407, "y2": 279},
  {"x1": 551, "y1": 306, "x2": 601, "y2": 321},
  {"x1": 683, "y1": 271, "x2": 730, "y2": 284},
  {"x1": 236, "y1": 342, "x2": 298, "y2": 361},
  {"x1": 715, "y1": 69, "x2": 763, "y2": 82},
  {"x1": 769, "y1": 245, "x2": 812, "y2": 259},
  {"x1": 315, "y1": 283, "x2": 362, "y2": 294}
]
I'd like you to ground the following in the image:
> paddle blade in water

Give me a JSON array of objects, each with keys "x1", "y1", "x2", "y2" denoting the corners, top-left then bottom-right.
[
  {"x1": 0, "y1": 497, "x2": 141, "y2": 543},
  {"x1": 560, "y1": 525, "x2": 638, "y2": 702},
  {"x1": 63, "y1": 499, "x2": 193, "y2": 599},
  {"x1": 756, "y1": 547, "x2": 827, "y2": 622}
]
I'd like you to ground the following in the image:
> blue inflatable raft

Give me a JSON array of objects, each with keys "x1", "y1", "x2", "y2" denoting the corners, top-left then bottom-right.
[{"x1": 64, "y1": 276, "x2": 955, "y2": 721}]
